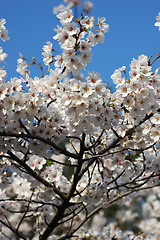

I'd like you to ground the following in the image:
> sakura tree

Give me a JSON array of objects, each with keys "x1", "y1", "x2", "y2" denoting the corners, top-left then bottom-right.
[{"x1": 0, "y1": 0, "x2": 160, "y2": 239}]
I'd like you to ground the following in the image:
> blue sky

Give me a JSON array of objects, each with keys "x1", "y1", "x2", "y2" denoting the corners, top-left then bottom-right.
[{"x1": 0, "y1": 0, "x2": 160, "y2": 91}]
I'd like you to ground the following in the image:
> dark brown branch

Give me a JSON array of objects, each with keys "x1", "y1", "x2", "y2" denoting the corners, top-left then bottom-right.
[
  {"x1": 45, "y1": 157, "x2": 78, "y2": 167},
  {"x1": 0, "y1": 198, "x2": 58, "y2": 207},
  {"x1": 58, "y1": 205, "x2": 85, "y2": 225},
  {"x1": 7, "y1": 150, "x2": 66, "y2": 201},
  {"x1": 0, "y1": 219, "x2": 26, "y2": 240},
  {"x1": 0, "y1": 131, "x2": 78, "y2": 160},
  {"x1": 18, "y1": 118, "x2": 30, "y2": 134},
  {"x1": 82, "y1": 142, "x2": 156, "y2": 161},
  {"x1": 84, "y1": 129, "x2": 105, "y2": 151},
  {"x1": 148, "y1": 51, "x2": 160, "y2": 66},
  {"x1": 67, "y1": 133, "x2": 86, "y2": 199},
  {"x1": 79, "y1": 110, "x2": 160, "y2": 178},
  {"x1": 63, "y1": 182, "x2": 160, "y2": 239},
  {"x1": 40, "y1": 133, "x2": 86, "y2": 240},
  {"x1": 16, "y1": 191, "x2": 34, "y2": 231},
  {"x1": 40, "y1": 200, "x2": 70, "y2": 240}
]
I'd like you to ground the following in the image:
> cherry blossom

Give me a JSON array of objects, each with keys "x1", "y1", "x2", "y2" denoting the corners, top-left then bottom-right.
[
  {"x1": 155, "y1": 12, "x2": 160, "y2": 31},
  {"x1": 0, "y1": 20, "x2": 10, "y2": 42},
  {"x1": 42, "y1": 41, "x2": 53, "y2": 67},
  {"x1": 0, "y1": 47, "x2": 7, "y2": 62},
  {"x1": 0, "y1": 1, "x2": 160, "y2": 240},
  {"x1": 84, "y1": 1, "x2": 93, "y2": 14}
]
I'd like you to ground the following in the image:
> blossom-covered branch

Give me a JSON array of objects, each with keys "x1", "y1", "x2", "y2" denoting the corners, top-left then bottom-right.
[{"x1": 0, "y1": 1, "x2": 160, "y2": 239}]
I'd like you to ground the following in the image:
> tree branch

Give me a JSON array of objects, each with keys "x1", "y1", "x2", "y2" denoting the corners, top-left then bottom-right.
[{"x1": 7, "y1": 150, "x2": 66, "y2": 201}]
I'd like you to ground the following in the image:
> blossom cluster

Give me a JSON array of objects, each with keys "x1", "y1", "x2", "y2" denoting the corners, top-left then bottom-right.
[
  {"x1": 155, "y1": 12, "x2": 160, "y2": 31},
  {"x1": 0, "y1": 2, "x2": 160, "y2": 240},
  {"x1": 53, "y1": 0, "x2": 93, "y2": 15},
  {"x1": 42, "y1": 6, "x2": 109, "y2": 76},
  {"x1": 78, "y1": 224, "x2": 152, "y2": 240},
  {"x1": 0, "y1": 18, "x2": 9, "y2": 42},
  {"x1": 0, "y1": 19, "x2": 9, "y2": 83}
]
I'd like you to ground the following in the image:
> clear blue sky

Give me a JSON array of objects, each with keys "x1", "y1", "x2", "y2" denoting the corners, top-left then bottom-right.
[{"x1": 0, "y1": 0, "x2": 160, "y2": 91}]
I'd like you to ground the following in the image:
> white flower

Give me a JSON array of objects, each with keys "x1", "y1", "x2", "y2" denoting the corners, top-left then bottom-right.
[
  {"x1": 3, "y1": 95, "x2": 15, "y2": 110},
  {"x1": 98, "y1": 17, "x2": 109, "y2": 33},
  {"x1": 42, "y1": 41, "x2": 52, "y2": 52},
  {"x1": 118, "y1": 84, "x2": 129, "y2": 97},
  {"x1": 0, "y1": 18, "x2": 10, "y2": 41},
  {"x1": 123, "y1": 95, "x2": 135, "y2": 107},
  {"x1": 86, "y1": 71, "x2": 102, "y2": 84},
  {"x1": 84, "y1": 1, "x2": 93, "y2": 14},
  {"x1": 42, "y1": 51, "x2": 52, "y2": 66},
  {"x1": 150, "y1": 127, "x2": 160, "y2": 141},
  {"x1": 0, "y1": 28, "x2": 10, "y2": 42},
  {"x1": 58, "y1": 30, "x2": 69, "y2": 44},
  {"x1": 0, "y1": 18, "x2": 6, "y2": 29},
  {"x1": 64, "y1": 22, "x2": 79, "y2": 35},
  {"x1": 12, "y1": 176, "x2": 31, "y2": 198},
  {"x1": 61, "y1": 37, "x2": 76, "y2": 50},
  {"x1": 53, "y1": 25, "x2": 63, "y2": 40},
  {"x1": 57, "y1": 9, "x2": 73, "y2": 25},
  {"x1": 0, "y1": 47, "x2": 7, "y2": 62},
  {"x1": 79, "y1": 40, "x2": 91, "y2": 53},
  {"x1": 42, "y1": 41, "x2": 53, "y2": 66},
  {"x1": 53, "y1": 4, "x2": 65, "y2": 14},
  {"x1": 0, "y1": 84, "x2": 7, "y2": 100},
  {"x1": 79, "y1": 52, "x2": 92, "y2": 66},
  {"x1": 27, "y1": 155, "x2": 46, "y2": 170},
  {"x1": 6, "y1": 77, "x2": 22, "y2": 93},
  {"x1": 54, "y1": 54, "x2": 64, "y2": 68},
  {"x1": 111, "y1": 69, "x2": 125, "y2": 86},
  {"x1": 16, "y1": 61, "x2": 30, "y2": 76},
  {"x1": 94, "y1": 32, "x2": 105, "y2": 44},
  {"x1": 0, "y1": 67, "x2": 7, "y2": 81},
  {"x1": 154, "y1": 12, "x2": 160, "y2": 31},
  {"x1": 142, "y1": 121, "x2": 151, "y2": 135},
  {"x1": 80, "y1": 16, "x2": 95, "y2": 29},
  {"x1": 151, "y1": 113, "x2": 160, "y2": 124}
]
